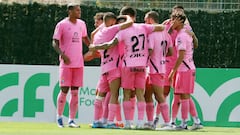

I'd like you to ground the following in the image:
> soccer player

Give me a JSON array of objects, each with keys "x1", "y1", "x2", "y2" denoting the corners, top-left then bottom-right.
[
  {"x1": 52, "y1": 3, "x2": 90, "y2": 128},
  {"x1": 94, "y1": 12, "x2": 104, "y2": 28},
  {"x1": 153, "y1": 5, "x2": 200, "y2": 128},
  {"x1": 89, "y1": 6, "x2": 165, "y2": 129},
  {"x1": 143, "y1": 11, "x2": 173, "y2": 129},
  {"x1": 91, "y1": 12, "x2": 133, "y2": 128},
  {"x1": 83, "y1": 12, "x2": 104, "y2": 62},
  {"x1": 168, "y1": 12, "x2": 202, "y2": 130}
]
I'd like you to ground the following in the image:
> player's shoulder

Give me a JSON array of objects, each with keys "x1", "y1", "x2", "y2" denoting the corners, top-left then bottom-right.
[
  {"x1": 57, "y1": 18, "x2": 68, "y2": 24},
  {"x1": 77, "y1": 19, "x2": 86, "y2": 25}
]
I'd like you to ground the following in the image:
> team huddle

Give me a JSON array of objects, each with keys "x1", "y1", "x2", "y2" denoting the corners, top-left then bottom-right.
[{"x1": 52, "y1": 3, "x2": 203, "y2": 131}]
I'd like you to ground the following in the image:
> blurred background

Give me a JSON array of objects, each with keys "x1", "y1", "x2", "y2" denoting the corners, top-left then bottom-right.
[{"x1": 0, "y1": 0, "x2": 239, "y2": 67}]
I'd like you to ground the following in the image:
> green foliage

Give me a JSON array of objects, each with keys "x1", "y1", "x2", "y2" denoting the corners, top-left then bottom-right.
[{"x1": 0, "y1": 3, "x2": 239, "y2": 67}]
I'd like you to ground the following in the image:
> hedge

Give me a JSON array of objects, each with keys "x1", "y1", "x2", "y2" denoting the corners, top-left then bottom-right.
[{"x1": 0, "y1": 3, "x2": 239, "y2": 68}]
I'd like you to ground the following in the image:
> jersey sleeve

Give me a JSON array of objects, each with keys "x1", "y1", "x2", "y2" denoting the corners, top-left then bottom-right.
[
  {"x1": 102, "y1": 24, "x2": 120, "y2": 36},
  {"x1": 176, "y1": 34, "x2": 187, "y2": 51},
  {"x1": 148, "y1": 34, "x2": 155, "y2": 50},
  {"x1": 184, "y1": 24, "x2": 193, "y2": 31},
  {"x1": 81, "y1": 21, "x2": 88, "y2": 37},
  {"x1": 53, "y1": 22, "x2": 62, "y2": 40},
  {"x1": 143, "y1": 24, "x2": 155, "y2": 35}
]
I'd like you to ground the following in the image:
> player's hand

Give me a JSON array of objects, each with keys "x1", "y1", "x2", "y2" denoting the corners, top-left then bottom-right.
[
  {"x1": 61, "y1": 53, "x2": 71, "y2": 65},
  {"x1": 93, "y1": 51, "x2": 101, "y2": 58},
  {"x1": 89, "y1": 44, "x2": 96, "y2": 51},
  {"x1": 84, "y1": 51, "x2": 94, "y2": 61},
  {"x1": 168, "y1": 70, "x2": 175, "y2": 85}
]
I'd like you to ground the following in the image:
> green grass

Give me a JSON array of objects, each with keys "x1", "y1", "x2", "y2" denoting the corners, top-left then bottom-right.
[{"x1": 0, "y1": 122, "x2": 240, "y2": 135}]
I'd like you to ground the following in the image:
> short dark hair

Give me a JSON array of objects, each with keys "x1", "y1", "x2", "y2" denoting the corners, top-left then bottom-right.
[
  {"x1": 67, "y1": 3, "x2": 80, "y2": 11},
  {"x1": 146, "y1": 11, "x2": 159, "y2": 23},
  {"x1": 103, "y1": 12, "x2": 117, "y2": 22},
  {"x1": 117, "y1": 15, "x2": 127, "y2": 23},
  {"x1": 120, "y1": 6, "x2": 136, "y2": 17},
  {"x1": 94, "y1": 12, "x2": 104, "y2": 20},
  {"x1": 172, "y1": 5, "x2": 184, "y2": 10}
]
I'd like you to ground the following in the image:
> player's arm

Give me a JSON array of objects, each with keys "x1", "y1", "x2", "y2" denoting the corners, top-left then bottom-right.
[
  {"x1": 192, "y1": 33, "x2": 198, "y2": 49},
  {"x1": 168, "y1": 50, "x2": 185, "y2": 82},
  {"x1": 82, "y1": 36, "x2": 91, "y2": 46},
  {"x1": 185, "y1": 30, "x2": 198, "y2": 49},
  {"x1": 153, "y1": 24, "x2": 165, "y2": 32},
  {"x1": 91, "y1": 27, "x2": 100, "y2": 43},
  {"x1": 166, "y1": 47, "x2": 173, "y2": 56},
  {"x1": 52, "y1": 39, "x2": 70, "y2": 64},
  {"x1": 89, "y1": 38, "x2": 119, "y2": 51},
  {"x1": 119, "y1": 15, "x2": 133, "y2": 30},
  {"x1": 148, "y1": 48, "x2": 153, "y2": 56},
  {"x1": 161, "y1": 19, "x2": 170, "y2": 25}
]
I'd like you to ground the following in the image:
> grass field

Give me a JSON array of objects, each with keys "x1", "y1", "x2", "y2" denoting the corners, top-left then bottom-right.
[{"x1": 0, "y1": 122, "x2": 240, "y2": 135}]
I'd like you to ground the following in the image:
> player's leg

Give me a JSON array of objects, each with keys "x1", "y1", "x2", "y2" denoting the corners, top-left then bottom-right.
[
  {"x1": 135, "y1": 67, "x2": 147, "y2": 129},
  {"x1": 150, "y1": 74, "x2": 170, "y2": 128},
  {"x1": 129, "y1": 90, "x2": 136, "y2": 125},
  {"x1": 174, "y1": 71, "x2": 192, "y2": 130},
  {"x1": 121, "y1": 67, "x2": 135, "y2": 129},
  {"x1": 93, "y1": 75, "x2": 109, "y2": 128},
  {"x1": 107, "y1": 69, "x2": 121, "y2": 128},
  {"x1": 171, "y1": 94, "x2": 180, "y2": 126},
  {"x1": 102, "y1": 91, "x2": 110, "y2": 124},
  {"x1": 144, "y1": 76, "x2": 154, "y2": 129},
  {"x1": 57, "y1": 67, "x2": 71, "y2": 128},
  {"x1": 188, "y1": 70, "x2": 203, "y2": 130},
  {"x1": 68, "y1": 67, "x2": 83, "y2": 128}
]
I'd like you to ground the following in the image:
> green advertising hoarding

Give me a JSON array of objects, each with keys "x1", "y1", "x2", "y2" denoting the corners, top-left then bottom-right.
[{"x1": 0, "y1": 65, "x2": 240, "y2": 127}]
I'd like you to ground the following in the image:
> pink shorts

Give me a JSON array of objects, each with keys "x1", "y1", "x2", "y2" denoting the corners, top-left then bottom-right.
[
  {"x1": 174, "y1": 70, "x2": 195, "y2": 94},
  {"x1": 97, "y1": 68, "x2": 121, "y2": 93},
  {"x1": 121, "y1": 66, "x2": 146, "y2": 90},
  {"x1": 59, "y1": 67, "x2": 83, "y2": 87},
  {"x1": 149, "y1": 73, "x2": 165, "y2": 87}
]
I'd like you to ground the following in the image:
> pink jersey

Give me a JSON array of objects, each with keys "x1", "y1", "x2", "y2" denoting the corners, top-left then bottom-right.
[
  {"x1": 53, "y1": 18, "x2": 87, "y2": 68},
  {"x1": 175, "y1": 28, "x2": 195, "y2": 71},
  {"x1": 93, "y1": 24, "x2": 121, "y2": 73},
  {"x1": 116, "y1": 23, "x2": 155, "y2": 67},
  {"x1": 165, "y1": 21, "x2": 193, "y2": 69},
  {"x1": 118, "y1": 41, "x2": 125, "y2": 67},
  {"x1": 148, "y1": 30, "x2": 173, "y2": 74}
]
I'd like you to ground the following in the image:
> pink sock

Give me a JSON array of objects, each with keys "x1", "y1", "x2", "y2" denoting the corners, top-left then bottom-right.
[
  {"x1": 108, "y1": 104, "x2": 118, "y2": 122},
  {"x1": 159, "y1": 102, "x2": 170, "y2": 123},
  {"x1": 181, "y1": 99, "x2": 190, "y2": 120},
  {"x1": 156, "y1": 103, "x2": 161, "y2": 116},
  {"x1": 137, "y1": 102, "x2": 146, "y2": 121},
  {"x1": 69, "y1": 90, "x2": 78, "y2": 120},
  {"x1": 102, "y1": 92, "x2": 111, "y2": 120},
  {"x1": 94, "y1": 99, "x2": 103, "y2": 121},
  {"x1": 171, "y1": 95, "x2": 180, "y2": 120},
  {"x1": 146, "y1": 102, "x2": 154, "y2": 121},
  {"x1": 57, "y1": 91, "x2": 67, "y2": 116},
  {"x1": 130, "y1": 97, "x2": 136, "y2": 120},
  {"x1": 123, "y1": 101, "x2": 132, "y2": 120},
  {"x1": 116, "y1": 104, "x2": 122, "y2": 121},
  {"x1": 189, "y1": 98, "x2": 197, "y2": 117}
]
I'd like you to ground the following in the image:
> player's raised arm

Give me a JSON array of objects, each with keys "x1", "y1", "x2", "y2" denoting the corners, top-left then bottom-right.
[
  {"x1": 118, "y1": 15, "x2": 133, "y2": 30},
  {"x1": 192, "y1": 32, "x2": 198, "y2": 49},
  {"x1": 185, "y1": 30, "x2": 198, "y2": 49},
  {"x1": 153, "y1": 24, "x2": 165, "y2": 32},
  {"x1": 89, "y1": 38, "x2": 119, "y2": 51},
  {"x1": 90, "y1": 26, "x2": 101, "y2": 43}
]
